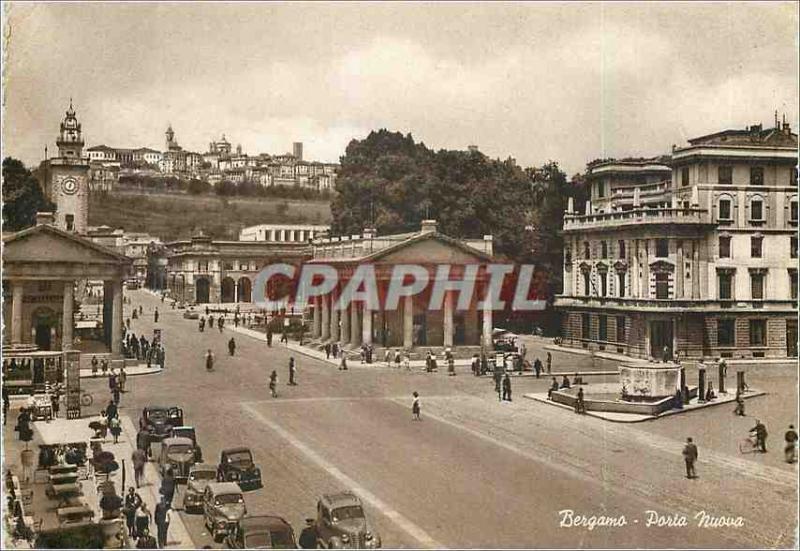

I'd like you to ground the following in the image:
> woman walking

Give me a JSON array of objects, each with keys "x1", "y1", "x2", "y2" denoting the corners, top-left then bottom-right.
[{"x1": 135, "y1": 502, "x2": 151, "y2": 539}]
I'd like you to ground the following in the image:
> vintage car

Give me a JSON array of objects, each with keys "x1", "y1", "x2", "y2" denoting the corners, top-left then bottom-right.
[
  {"x1": 492, "y1": 329, "x2": 518, "y2": 353},
  {"x1": 183, "y1": 463, "x2": 219, "y2": 513},
  {"x1": 225, "y1": 515, "x2": 297, "y2": 549},
  {"x1": 169, "y1": 426, "x2": 203, "y2": 462},
  {"x1": 203, "y1": 482, "x2": 247, "y2": 542},
  {"x1": 217, "y1": 447, "x2": 262, "y2": 491},
  {"x1": 137, "y1": 406, "x2": 184, "y2": 457},
  {"x1": 314, "y1": 492, "x2": 381, "y2": 549},
  {"x1": 158, "y1": 436, "x2": 197, "y2": 481},
  {"x1": 183, "y1": 307, "x2": 200, "y2": 320}
]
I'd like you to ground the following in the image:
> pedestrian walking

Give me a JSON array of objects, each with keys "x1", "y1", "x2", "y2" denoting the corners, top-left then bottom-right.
[
  {"x1": 199, "y1": 317, "x2": 205, "y2": 332},
  {"x1": 269, "y1": 370, "x2": 278, "y2": 398},
  {"x1": 546, "y1": 351, "x2": 552, "y2": 374},
  {"x1": 288, "y1": 358, "x2": 297, "y2": 385},
  {"x1": 471, "y1": 355, "x2": 479, "y2": 376},
  {"x1": 139, "y1": 305, "x2": 143, "y2": 316},
  {"x1": 205, "y1": 349, "x2": 214, "y2": 372},
  {"x1": 135, "y1": 502, "x2": 151, "y2": 539},
  {"x1": 160, "y1": 468, "x2": 175, "y2": 507},
  {"x1": 112, "y1": 386, "x2": 121, "y2": 407},
  {"x1": 411, "y1": 391, "x2": 421, "y2": 420},
  {"x1": 228, "y1": 337, "x2": 236, "y2": 356},
  {"x1": 218, "y1": 317, "x2": 225, "y2": 332},
  {"x1": 733, "y1": 390, "x2": 746, "y2": 416},
  {"x1": 395, "y1": 350, "x2": 402, "y2": 369},
  {"x1": 575, "y1": 387, "x2": 586, "y2": 414},
  {"x1": 502, "y1": 373, "x2": 512, "y2": 401},
  {"x1": 339, "y1": 355, "x2": 348, "y2": 371},
  {"x1": 750, "y1": 419, "x2": 768, "y2": 452},
  {"x1": 267, "y1": 328, "x2": 273, "y2": 347},
  {"x1": 136, "y1": 528, "x2": 156, "y2": 549},
  {"x1": 785, "y1": 424, "x2": 798, "y2": 464},
  {"x1": 132, "y1": 448, "x2": 147, "y2": 488},
  {"x1": 682, "y1": 437, "x2": 698, "y2": 479},
  {"x1": 234, "y1": 314, "x2": 240, "y2": 328},
  {"x1": 119, "y1": 367, "x2": 127, "y2": 393},
  {"x1": 324, "y1": 343, "x2": 331, "y2": 359},
  {"x1": 124, "y1": 488, "x2": 142, "y2": 538},
  {"x1": 280, "y1": 330, "x2": 288, "y2": 344},
  {"x1": 384, "y1": 349, "x2": 392, "y2": 366},
  {"x1": 109, "y1": 416, "x2": 122, "y2": 444},
  {"x1": 153, "y1": 308, "x2": 159, "y2": 324},
  {"x1": 208, "y1": 315, "x2": 215, "y2": 329},
  {"x1": 101, "y1": 357, "x2": 109, "y2": 374},
  {"x1": 50, "y1": 393, "x2": 60, "y2": 419},
  {"x1": 105, "y1": 399, "x2": 118, "y2": 421},
  {"x1": 533, "y1": 358, "x2": 542, "y2": 378},
  {"x1": 155, "y1": 499, "x2": 171, "y2": 548}
]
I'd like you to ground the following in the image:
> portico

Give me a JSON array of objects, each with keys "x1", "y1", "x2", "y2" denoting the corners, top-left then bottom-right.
[{"x1": 2, "y1": 220, "x2": 131, "y2": 358}]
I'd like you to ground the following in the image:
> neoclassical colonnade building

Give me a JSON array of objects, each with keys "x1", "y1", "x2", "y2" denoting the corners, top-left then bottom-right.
[{"x1": 305, "y1": 220, "x2": 496, "y2": 354}]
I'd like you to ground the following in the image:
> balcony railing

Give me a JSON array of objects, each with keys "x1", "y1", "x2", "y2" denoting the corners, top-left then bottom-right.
[{"x1": 563, "y1": 207, "x2": 711, "y2": 231}]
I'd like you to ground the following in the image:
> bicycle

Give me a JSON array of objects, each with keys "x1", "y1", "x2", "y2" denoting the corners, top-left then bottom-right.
[{"x1": 738, "y1": 434, "x2": 760, "y2": 454}]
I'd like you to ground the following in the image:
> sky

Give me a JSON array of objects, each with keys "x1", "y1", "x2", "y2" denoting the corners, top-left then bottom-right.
[{"x1": 2, "y1": 2, "x2": 798, "y2": 175}]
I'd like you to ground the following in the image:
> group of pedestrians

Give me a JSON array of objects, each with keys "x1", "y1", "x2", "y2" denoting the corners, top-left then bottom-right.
[
  {"x1": 198, "y1": 315, "x2": 225, "y2": 333},
  {"x1": 123, "y1": 332, "x2": 166, "y2": 370},
  {"x1": 123, "y1": 487, "x2": 172, "y2": 549}
]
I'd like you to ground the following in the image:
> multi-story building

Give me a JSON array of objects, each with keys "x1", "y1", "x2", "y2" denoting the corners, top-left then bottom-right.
[
  {"x1": 239, "y1": 224, "x2": 330, "y2": 243},
  {"x1": 163, "y1": 231, "x2": 309, "y2": 304},
  {"x1": 88, "y1": 160, "x2": 120, "y2": 192},
  {"x1": 123, "y1": 233, "x2": 162, "y2": 285},
  {"x1": 556, "y1": 119, "x2": 798, "y2": 361}
]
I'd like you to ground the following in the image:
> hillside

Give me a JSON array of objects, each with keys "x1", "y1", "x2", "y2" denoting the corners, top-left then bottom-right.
[{"x1": 89, "y1": 189, "x2": 332, "y2": 240}]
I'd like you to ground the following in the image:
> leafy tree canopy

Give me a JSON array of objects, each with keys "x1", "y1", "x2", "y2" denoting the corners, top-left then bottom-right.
[{"x1": 2, "y1": 157, "x2": 55, "y2": 231}]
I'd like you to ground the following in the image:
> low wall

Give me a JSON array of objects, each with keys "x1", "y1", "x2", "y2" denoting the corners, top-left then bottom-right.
[{"x1": 551, "y1": 387, "x2": 698, "y2": 416}]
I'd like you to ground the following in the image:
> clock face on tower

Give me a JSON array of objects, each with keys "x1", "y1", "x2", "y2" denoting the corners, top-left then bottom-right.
[{"x1": 62, "y1": 177, "x2": 79, "y2": 195}]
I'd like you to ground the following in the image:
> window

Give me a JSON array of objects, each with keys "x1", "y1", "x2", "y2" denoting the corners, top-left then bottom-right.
[
  {"x1": 750, "y1": 236, "x2": 762, "y2": 258},
  {"x1": 792, "y1": 167, "x2": 798, "y2": 187},
  {"x1": 790, "y1": 200, "x2": 798, "y2": 224},
  {"x1": 790, "y1": 270, "x2": 798, "y2": 301},
  {"x1": 583, "y1": 273, "x2": 591, "y2": 295},
  {"x1": 718, "y1": 319, "x2": 735, "y2": 346},
  {"x1": 583, "y1": 242, "x2": 590, "y2": 260},
  {"x1": 750, "y1": 198, "x2": 764, "y2": 221},
  {"x1": 616, "y1": 316, "x2": 626, "y2": 342},
  {"x1": 598, "y1": 315, "x2": 608, "y2": 342},
  {"x1": 718, "y1": 165, "x2": 733, "y2": 185},
  {"x1": 656, "y1": 239, "x2": 669, "y2": 258},
  {"x1": 750, "y1": 273, "x2": 764, "y2": 300},
  {"x1": 718, "y1": 198, "x2": 732, "y2": 220},
  {"x1": 749, "y1": 319, "x2": 766, "y2": 347},
  {"x1": 597, "y1": 181, "x2": 605, "y2": 198},
  {"x1": 581, "y1": 314, "x2": 591, "y2": 339},
  {"x1": 65, "y1": 214, "x2": 74, "y2": 231},
  {"x1": 617, "y1": 273, "x2": 625, "y2": 297},
  {"x1": 718, "y1": 272, "x2": 733, "y2": 300},
  {"x1": 750, "y1": 166, "x2": 764, "y2": 186},
  {"x1": 655, "y1": 273, "x2": 670, "y2": 299},
  {"x1": 793, "y1": 236, "x2": 798, "y2": 259},
  {"x1": 599, "y1": 272, "x2": 607, "y2": 297},
  {"x1": 601, "y1": 242, "x2": 608, "y2": 259},
  {"x1": 681, "y1": 167, "x2": 690, "y2": 187},
  {"x1": 618, "y1": 240, "x2": 626, "y2": 259},
  {"x1": 224, "y1": 262, "x2": 233, "y2": 270}
]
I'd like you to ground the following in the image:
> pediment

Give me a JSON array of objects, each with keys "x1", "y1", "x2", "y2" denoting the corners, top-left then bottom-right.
[
  {"x1": 649, "y1": 260, "x2": 674, "y2": 273},
  {"x1": 3, "y1": 225, "x2": 130, "y2": 266},
  {"x1": 370, "y1": 233, "x2": 491, "y2": 265}
]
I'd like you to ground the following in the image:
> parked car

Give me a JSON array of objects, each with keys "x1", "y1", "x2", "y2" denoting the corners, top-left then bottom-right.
[
  {"x1": 313, "y1": 492, "x2": 381, "y2": 549},
  {"x1": 217, "y1": 447, "x2": 262, "y2": 490},
  {"x1": 137, "y1": 406, "x2": 184, "y2": 457},
  {"x1": 183, "y1": 463, "x2": 218, "y2": 513},
  {"x1": 169, "y1": 426, "x2": 203, "y2": 462},
  {"x1": 183, "y1": 307, "x2": 199, "y2": 320},
  {"x1": 158, "y1": 436, "x2": 197, "y2": 481},
  {"x1": 225, "y1": 515, "x2": 296, "y2": 549},
  {"x1": 492, "y1": 329, "x2": 518, "y2": 353},
  {"x1": 203, "y1": 482, "x2": 247, "y2": 543}
]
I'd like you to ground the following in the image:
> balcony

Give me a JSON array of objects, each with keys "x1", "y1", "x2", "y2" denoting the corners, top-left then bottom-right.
[
  {"x1": 563, "y1": 207, "x2": 714, "y2": 232},
  {"x1": 555, "y1": 295, "x2": 798, "y2": 313}
]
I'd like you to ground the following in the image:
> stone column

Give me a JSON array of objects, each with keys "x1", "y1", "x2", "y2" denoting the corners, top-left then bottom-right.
[
  {"x1": 321, "y1": 294, "x2": 330, "y2": 340},
  {"x1": 62, "y1": 281, "x2": 74, "y2": 351},
  {"x1": 350, "y1": 302, "x2": 361, "y2": 347},
  {"x1": 631, "y1": 240, "x2": 640, "y2": 298},
  {"x1": 11, "y1": 280, "x2": 24, "y2": 345},
  {"x1": 692, "y1": 241, "x2": 701, "y2": 300},
  {"x1": 403, "y1": 295, "x2": 414, "y2": 349},
  {"x1": 341, "y1": 303, "x2": 351, "y2": 345},
  {"x1": 362, "y1": 303, "x2": 373, "y2": 345},
  {"x1": 482, "y1": 304, "x2": 493, "y2": 351},
  {"x1": 111, "y1": 280, "x2": 123, "y2": 357},
  {"x1": 329, "y1": 288, "x2": 340, "y2": 342},
  {"x1": 443, "y1": 291, "x2": 454, "y2": 348},
  {"x1": 642, "y1": 240, "x2": 650, "y2": 299},
  {"x1": 313, "y1": 296, "x2": 322, "y2": 338},
  {"x1": 676, "y1": 241, "x2": 685, "y2": 298},
  {"x1": 234, "y1": 281, "x2": 239, "y2": 303}
]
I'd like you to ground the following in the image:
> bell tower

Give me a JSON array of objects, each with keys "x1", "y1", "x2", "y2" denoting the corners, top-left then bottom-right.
[{"x1": 48, "y1": 100, "x2": 90, "y2": 234}]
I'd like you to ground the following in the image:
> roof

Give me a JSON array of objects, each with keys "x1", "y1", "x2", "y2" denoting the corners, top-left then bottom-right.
[
  {"x1": 206, "y1": 481, "x2": 243, "y2": 495},
  {"x1": 190, "y1": 463, "x2": 217, "y2": 472},
  {"x1": 320, "y1": 492, "x2": 361, "y2": 508},
  {"x1": 2, "y1": 224, "x2": 131, "y2": 264},
  {"x1": 222, "y1": 446, "x2": 252, "y2": 455},
  {"x1": 162, "y1": 436, "x2": 193, "y2": 447},
  {"x1": 687, "y1": 125, "x2": 797, "y2": 148},
  {"x1": 239, "y1": 515, "x2": 292, "y2": 533},
  {"x1": 87, "y1": 145, "x2": 115, "y2": 152}
]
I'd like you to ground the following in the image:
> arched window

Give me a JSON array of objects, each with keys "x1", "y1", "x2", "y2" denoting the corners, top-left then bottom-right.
[{"x1": 749, "y1": 195, "x2": 765, "y2": 222}]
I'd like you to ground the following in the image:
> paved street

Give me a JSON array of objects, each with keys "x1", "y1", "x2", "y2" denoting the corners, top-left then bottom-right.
[{"x1": 74, "y1": 290, "x2": 798, "y2": 549}]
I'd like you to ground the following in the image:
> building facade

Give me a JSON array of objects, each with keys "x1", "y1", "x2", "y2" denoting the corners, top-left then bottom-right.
[
  {"x1": 556, "y1": 121, "x2": 798, "y2": 361},
  {"x1": 164, "y1": 231, "x2": 309, "y2": 304},
  {"x1": 306, "y1": 220, "x2": 495, "y2": 353},
  {"x1": 238, "y1": 224, "x2": 330, "y2": 243}
]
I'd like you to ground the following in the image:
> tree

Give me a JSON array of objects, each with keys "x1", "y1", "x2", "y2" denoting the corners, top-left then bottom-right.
[
  {"x1": 2, "y1": 157, "x2": 55, "y2": 231},
  {"x1": 214, "y1": 180, "x2": 236, "y2": 196},
  {"x1": 187, "y1": 178, "x2": 211, "y2": 195}
]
